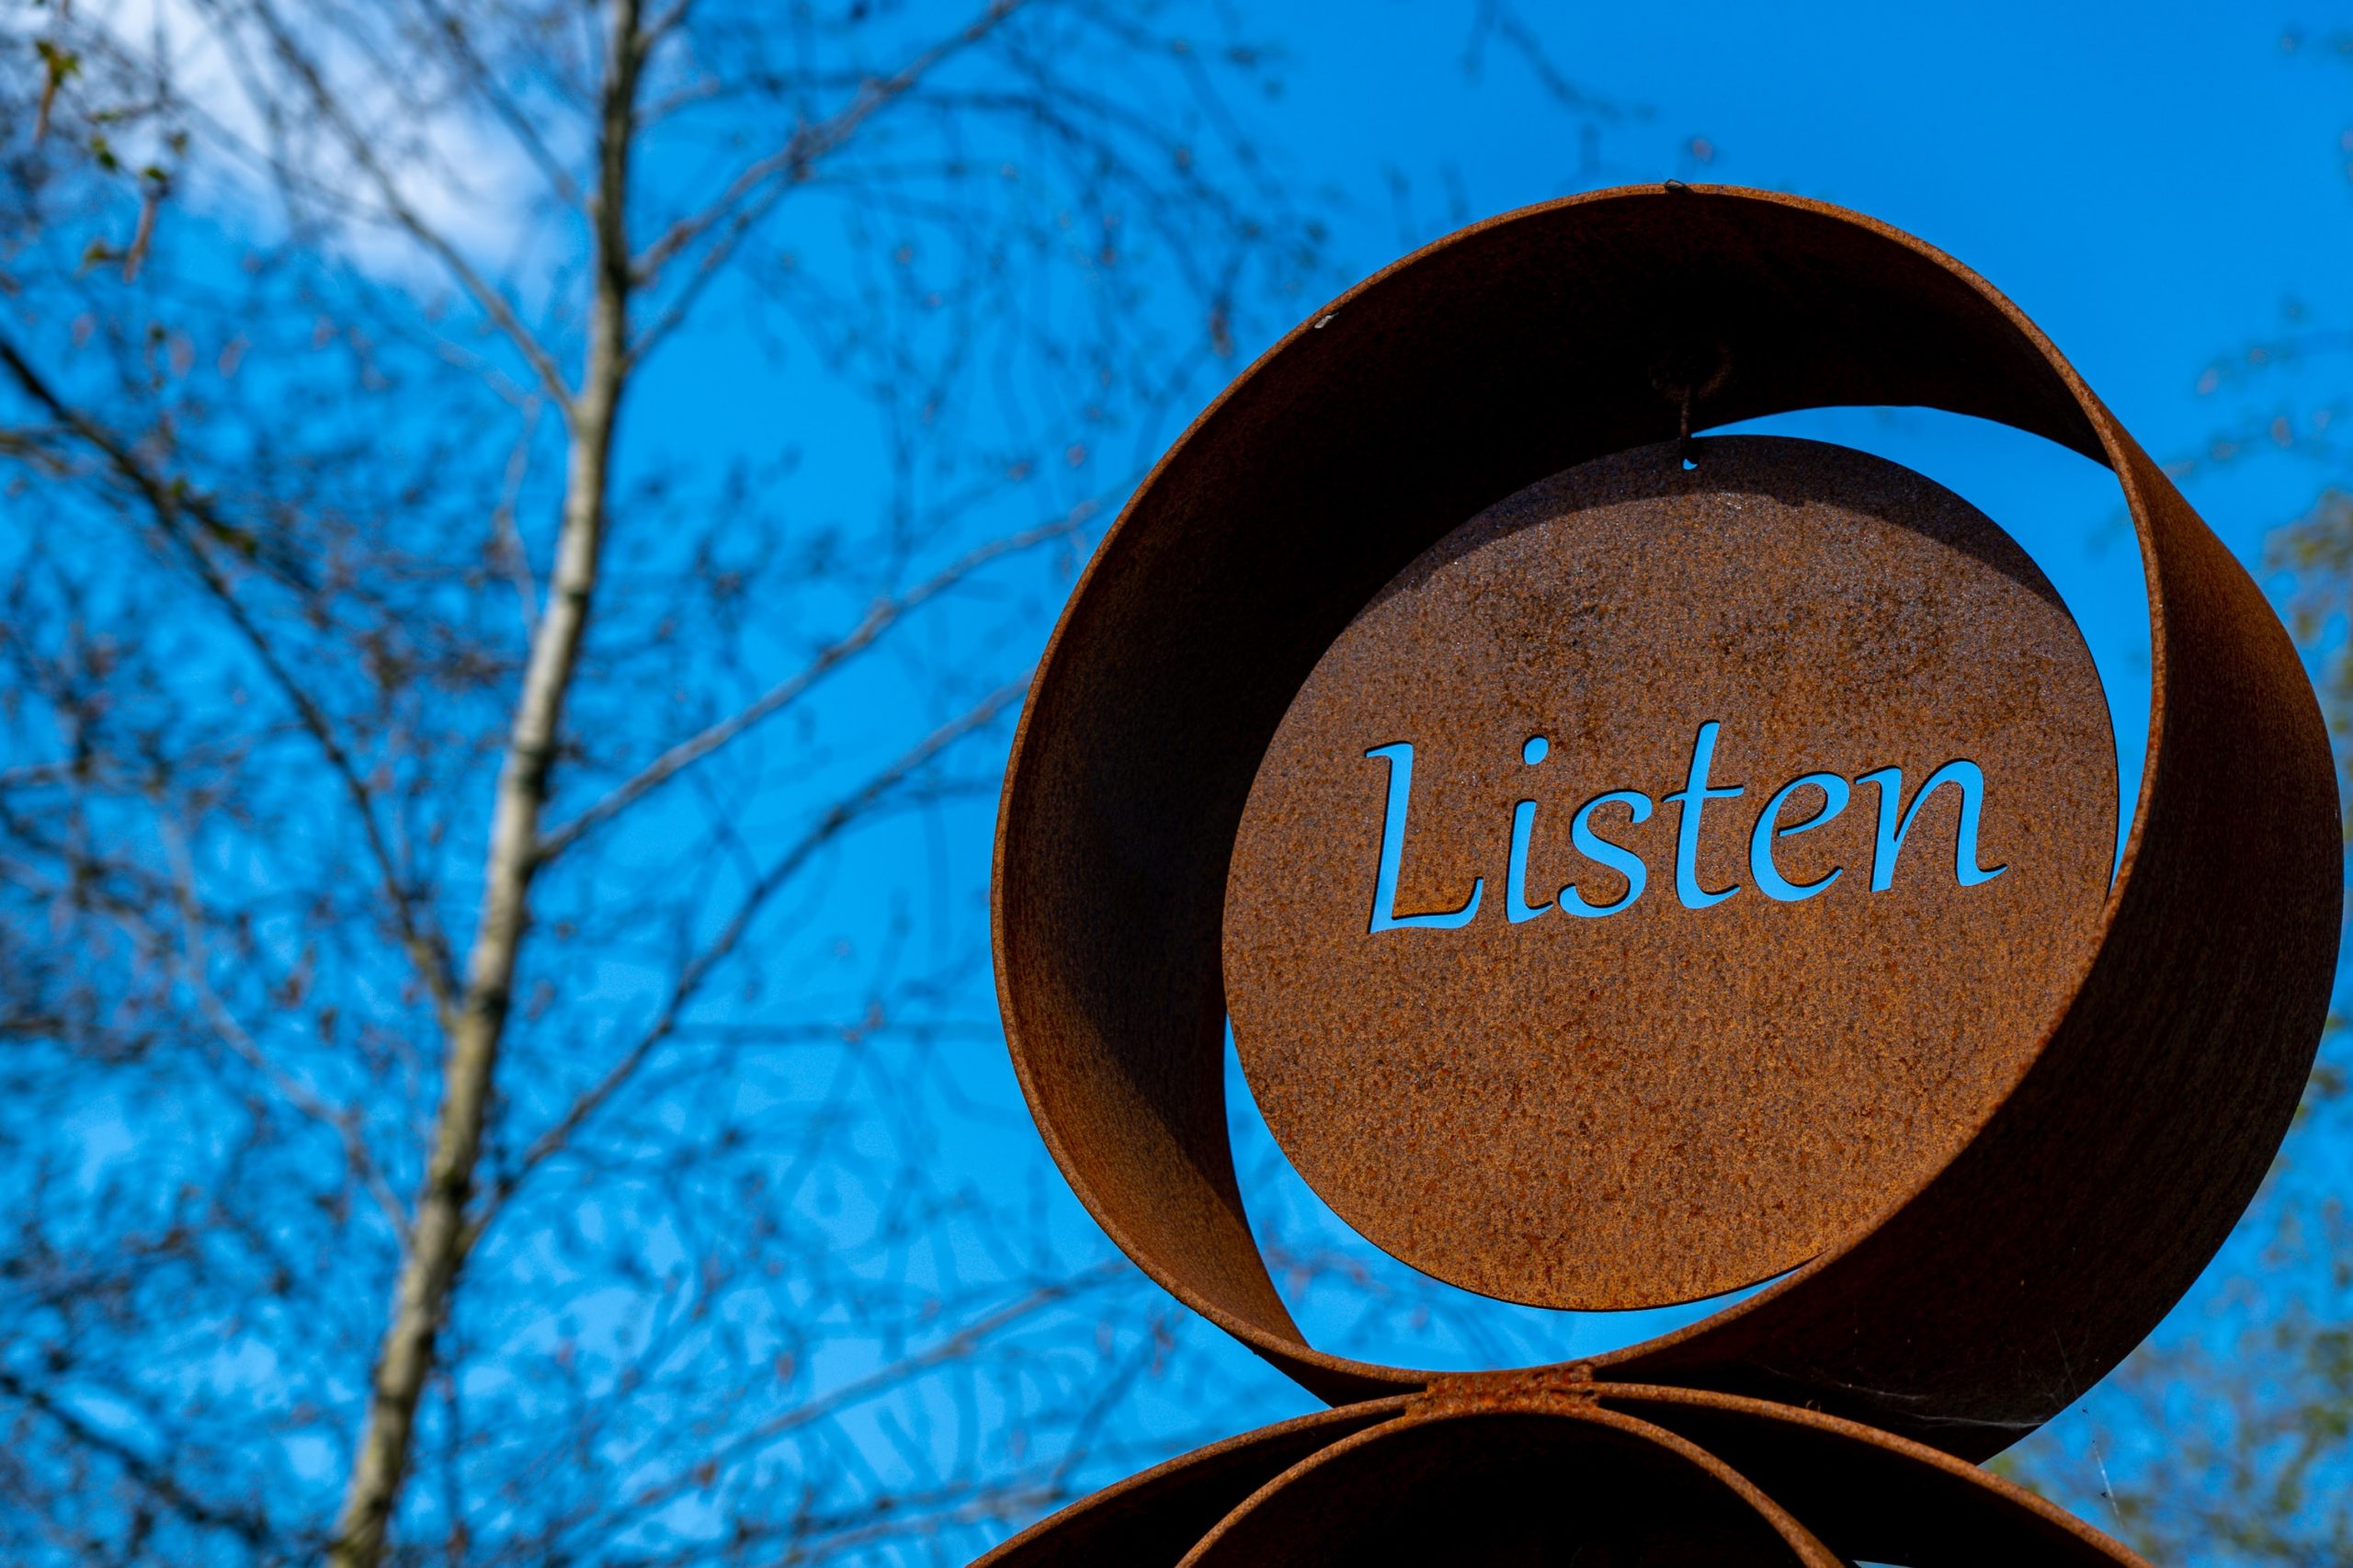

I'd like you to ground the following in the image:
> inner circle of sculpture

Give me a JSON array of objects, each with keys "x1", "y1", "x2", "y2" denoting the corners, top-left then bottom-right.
[
  {"x1": 1223, "y1": 435, "x2": 2116, "y2": 1311},
  {"x1": 980, "y1": 185, "x2": 2341, "y2": 1565}
]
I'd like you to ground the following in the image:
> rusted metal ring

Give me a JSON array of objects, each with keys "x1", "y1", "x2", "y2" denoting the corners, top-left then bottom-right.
[
  {"x1": 1179, "y1": 1403, "x2": 1839, "y2": 1565},
  {"x1": 990, "y1": 184, "x2": 2338, "y2": 1453},
  {"x1": 978, "y1": 1385, "x2": 2151, "y2": 1565},
  {"x1": 975, "y1": 1403, "x2": 1405, "y2": 1566}
]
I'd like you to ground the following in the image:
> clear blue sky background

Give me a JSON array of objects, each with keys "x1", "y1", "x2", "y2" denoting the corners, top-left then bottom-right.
[
  {"x1": 27, "y1": 3, "x2": 2353, "y2": 1557},
  {"x1": 618, "y1": 0, "x2": 2353, "y2": 1540}
]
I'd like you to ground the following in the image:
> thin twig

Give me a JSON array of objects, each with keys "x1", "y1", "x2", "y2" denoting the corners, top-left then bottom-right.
[
  {"x1": 535, "y1": 513, "x2": 1079, "y2": 865},
  {"x1": 0, "y1": 331, "x2": 463, "y2": 1031},
  {"x1": 631, "y1": 0, "x2": 1024, "y2": 289},
  {"x1": 0, "y1": 1369, "x2": 273, "y2": 1546},
  {"x1": 241, "y1": 0, "x2": 577, "y2": 417},
  {"x1": 477, "y1": 677, "x2": 1029, "y2": 1233},
  {"x1": 590, "y1": 1258, "x2": 1126, "y2": 1531},
  {"x1": 491, "y1": 396, "x2": 545, "y2": 632},
  {"x1": 155, "y1": 816, "x2": 413, "y2": 1244}
]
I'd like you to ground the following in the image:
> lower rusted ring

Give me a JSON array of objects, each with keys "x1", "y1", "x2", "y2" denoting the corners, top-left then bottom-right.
[{"x1": 980, "y1": 1383, "x2": 2149, "y2": 1567}]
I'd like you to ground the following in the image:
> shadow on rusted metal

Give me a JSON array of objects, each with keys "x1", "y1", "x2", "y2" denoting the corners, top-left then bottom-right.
[
  {"x1": 982, "y1": 184, "x2": 2339, "y2": 1563},
  {"x1": 983, "y1": 1381, "x2": 2145, "y2": 1565}
]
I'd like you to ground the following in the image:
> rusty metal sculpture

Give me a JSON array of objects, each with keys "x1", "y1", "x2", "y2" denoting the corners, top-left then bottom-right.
[{"x1": 980, "y1": 185, "x2": 2342, "y2": 1564}]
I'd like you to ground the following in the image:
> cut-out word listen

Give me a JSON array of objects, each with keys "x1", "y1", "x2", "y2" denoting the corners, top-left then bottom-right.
[{"x1": 1364, "y1": 721, "x2": 2005, "y2": 932}]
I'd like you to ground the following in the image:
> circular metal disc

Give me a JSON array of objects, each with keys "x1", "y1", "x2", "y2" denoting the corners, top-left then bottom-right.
[{"x1": 1222, "y1": 435, "x2": 2117, "y2": 1308}]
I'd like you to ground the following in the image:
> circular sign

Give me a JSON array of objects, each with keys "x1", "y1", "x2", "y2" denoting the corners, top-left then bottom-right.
[
  {"x1": 995, "y1": 187, "x2": 2339, "y2": 1450},
  {"x1": 1222, "y1": 435, "x2": 2117, "y2": 1309}
]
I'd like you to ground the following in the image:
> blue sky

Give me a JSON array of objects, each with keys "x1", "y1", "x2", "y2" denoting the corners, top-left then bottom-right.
[{"x1": 21, "y1": 3, "x2": 2353, "y2": 1559}]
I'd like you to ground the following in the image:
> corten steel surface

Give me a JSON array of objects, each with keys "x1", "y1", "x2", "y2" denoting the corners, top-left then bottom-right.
[
  {"x1": 972, "y1": 1404, "x2": 1400, "y2": 1567},
  {"x1": 990, "y1": 184, "x2": 2341, "y2": 1458},
  {"x1": 1225, "y1": 437, "x2": 2115, "y2": 1308},
  {"x1": 1596, "y1": 1384, "x2": 2147, "y2": 1566},
  {"x1": 980, "y1": 1383, "x2": 2151, "y2": 1566},
  {"x1": 1180, "y1": 1403, "x2": 1839, "y2": 1566}
]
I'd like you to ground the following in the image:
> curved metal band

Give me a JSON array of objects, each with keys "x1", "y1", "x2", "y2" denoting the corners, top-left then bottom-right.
[
  {"x1": 975, "y1": 1403, "x2": 1404, "y2": 1568},
  {"x1": 1594, "y1": 1384, "x2": 2145, "y2": 1565},
  {"x1": 990, "y1": 184, "x2": 2339, "y2": 1453},
  {"x1": 981, "y1": 1386, "x2": 2148, "y2": 1566},
  {"x1": 1179, "y1": 1403, "x2": 1838, "y2": 1565}
]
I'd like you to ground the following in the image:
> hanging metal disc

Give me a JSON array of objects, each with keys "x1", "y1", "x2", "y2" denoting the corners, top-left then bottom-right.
[{"x1": 1222, "y1": 435, "x2": 2115, "y2": 1307}]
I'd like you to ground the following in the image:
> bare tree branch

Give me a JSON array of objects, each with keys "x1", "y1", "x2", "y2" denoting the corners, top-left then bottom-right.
[
  {"x1": 631, "y1": 0, "x2": 1023, "y2": 292},
  {"x1": 536, "y1": 513, "x2": 1081, "y2": 866},
  {"x1": 478, "y1": 676, "x2": 1029, "y2": 1238},
  {"x1": 0, "y1": 330, "x2": 464, "y2": 1033},
  {"x1": 156, "y1": 817, "x2": 414, "y2": 1245},
  {"x1": 585, "y1": 1258, "x2": 1127, "y2": 1538},
  {"x1": 0, "y1": 1369, "x2": 274, "y2": 1550},
  {"x1": 233, "y1": 0, "x2": 579, "y2": 417}
]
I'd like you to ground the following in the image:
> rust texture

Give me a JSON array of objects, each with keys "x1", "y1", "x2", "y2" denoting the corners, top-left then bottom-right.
[
  {"x1": 973, "y1": 1403, "x2": 1404, "y2": 1567},
  {"x1": 1225, "y1": 436, "x2": 2115, "y2": 1309},
  {"x1": 981, "y1": 1385, "x2": 2152, "y2": 1566},
  {"x1": 983, "y1": 183, "x2": 2341, "y2": 1561},
  {"x1": 1179, "y1": 1403, "x2": 1840, "y2": 1566}
]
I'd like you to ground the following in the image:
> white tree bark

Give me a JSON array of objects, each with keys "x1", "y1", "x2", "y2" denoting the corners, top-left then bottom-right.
[{"x1": 325, "y1": 4, "x2": 642, "y2": 1562}]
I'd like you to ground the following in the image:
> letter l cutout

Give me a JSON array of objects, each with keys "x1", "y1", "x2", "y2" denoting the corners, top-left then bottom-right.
[{"x1": 1365, "y1": 743, "x2": 1483, "y2": 932}]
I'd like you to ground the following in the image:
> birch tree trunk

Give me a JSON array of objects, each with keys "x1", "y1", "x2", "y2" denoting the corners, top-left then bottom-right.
[{"x1": 325, "y1": 5, "x2": 642, "y2": 1562}]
